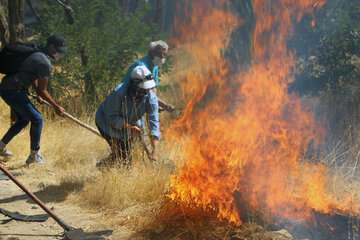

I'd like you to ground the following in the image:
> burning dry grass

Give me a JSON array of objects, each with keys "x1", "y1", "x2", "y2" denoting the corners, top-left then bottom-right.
[
  {"x1": 132, "y1": 200, "x2": 295, "y2": 240},
  {"x1": 146, "y1": 220, "x2": 295, "y2": 240}
]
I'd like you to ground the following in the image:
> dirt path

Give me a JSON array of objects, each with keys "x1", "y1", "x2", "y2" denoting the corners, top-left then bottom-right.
[{"x1": 0, "y1": 169, "x2": 135, "y2": 240}]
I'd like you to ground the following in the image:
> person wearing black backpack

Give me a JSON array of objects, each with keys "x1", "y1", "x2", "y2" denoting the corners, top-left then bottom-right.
[{"x1": 0, "y1": 35, "x2": 66, "y2": 164}]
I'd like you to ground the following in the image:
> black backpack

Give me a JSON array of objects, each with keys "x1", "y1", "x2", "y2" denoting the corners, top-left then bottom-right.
[{"x1": 0, "y1": 43, "x2": 40, "y2": 74}]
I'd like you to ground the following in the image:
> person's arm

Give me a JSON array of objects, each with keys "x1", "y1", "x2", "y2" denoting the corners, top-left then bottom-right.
[
  {"x1": 150, "y1": 136, "x2": 159, "y2": 161},
  {"x1": 147, "y1": 92, "x2": 161, "y2": 160},
  {"x1": 124, "y1": 122, "x2": 142, "y2": 132},
  {"x1": 35, "y1": 78, "x2": 64, "y2": 115},
  {"x1": 151, "y1": 89, "x2": 175, "y2": 112},
  {"x1": 158, "y1": 98, "x2": 175, "y2": 112},
  {"x1": 108, "y1": 111, "x2": 141, "y2": 133}
]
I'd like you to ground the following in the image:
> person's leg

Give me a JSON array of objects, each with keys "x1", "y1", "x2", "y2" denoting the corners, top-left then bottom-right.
[
  {"x1": 1, "y1": 92, "x2": 30, "y2": 156},
  {"x1": 1, "y1": 111, "x2": 29, "y2": 145},
  {"x1": 118, "y1": 138, "x2": 132, "y2": 167},
  {"x1": 1, "y1": 91, "x2": 44, "y2": 163},
  {"x1": 27, "y1": 104, "x2": 43, "y2": 151},
  {"x1": 95, "y1": 124, "x2": 120, "y2": 167},
  {"x1": 96, "y1": 124, "x2": 112, "y2": 149},
  {"x1": 4, "y1": 92, "x2": 43, "y2": 151},
  {"x1": 10, "y1": 108, "x2": 18, "y2": 126},
  {"x1": 106, "y1": 137, "x2": 132, "y2": 167},
  {"x1": 24, "y1": 102, "x2": 44, "y2": 164},
  {"x1": 0, "y1": 90, "x2": 14, "y2": 157},
  {"x1": 95, "y1": 123, "x2": 132, "y2": 168}
]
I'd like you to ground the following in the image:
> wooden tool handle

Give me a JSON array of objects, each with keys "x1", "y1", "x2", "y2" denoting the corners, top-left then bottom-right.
[
  {"x1": 0, "y1": 164, "x2": 74, "y2": 231},
  {"x1": 31, "y1": 94, "x2": 102, "y2": 138}
]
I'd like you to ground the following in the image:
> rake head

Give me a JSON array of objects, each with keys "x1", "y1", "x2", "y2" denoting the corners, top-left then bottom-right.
[{"x1": 63, "y1": 229, "x2": 112, "y2": 240}]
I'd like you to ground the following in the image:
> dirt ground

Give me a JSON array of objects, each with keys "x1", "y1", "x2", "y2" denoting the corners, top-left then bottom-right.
[{"x1": 0, "y1": 165, "x2": 137, "y2": 240}]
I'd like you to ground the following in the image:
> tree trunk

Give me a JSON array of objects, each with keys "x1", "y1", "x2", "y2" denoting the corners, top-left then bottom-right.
[
  {"x1": 0, "y1": 0, "x2": 8, "y2": 45},
  {"x1": 119, "y1": 0, "x2": 130, "y2": 14},
  {"x1": 8, "y1": 0, "x2": 24, "y2": 44},
  {"x1": 119, "y1": 0, "x2": 140, "y2": 14},
  {"x1": 154, "y1": 0, "x2": 162, "y2": 26},
  {"x1": 79, "y1": 46, "x2": 96, "y2": 106},
  {"x1": 7, "y1": 0, "x2": 24, "y2": 124}
]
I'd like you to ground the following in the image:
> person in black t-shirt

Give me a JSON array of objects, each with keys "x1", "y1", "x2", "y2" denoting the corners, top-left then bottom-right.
[{"x1": 0, "y1": 35, "x2": 66, "y2": 164}]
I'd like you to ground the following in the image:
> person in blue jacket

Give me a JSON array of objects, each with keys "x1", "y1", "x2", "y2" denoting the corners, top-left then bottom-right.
[
  {"x1": 95, "y1": 65, "x2": 160, "y2": 167},
  {"x1": 122, "y1": 40, "x2": 174, "y2": 112}
]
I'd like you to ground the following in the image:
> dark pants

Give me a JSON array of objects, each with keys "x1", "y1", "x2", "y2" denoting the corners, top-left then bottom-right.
[
  {"x1": 96, "y1": 124, "x2": 132, "y2": 166},
  {"x1": 1, "y1": 90, "x2": 43, "y2": 151}
]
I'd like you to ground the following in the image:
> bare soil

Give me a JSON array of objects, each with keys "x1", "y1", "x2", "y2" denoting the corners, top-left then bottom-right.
[{"x1": 0, "y1": 165, "x2": 135, "y2": 240}]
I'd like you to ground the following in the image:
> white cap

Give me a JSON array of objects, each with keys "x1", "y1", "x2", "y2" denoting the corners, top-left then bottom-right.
[
  {"x1": 149, "y1": 40, "x2": 169, "y2": 51},
  {"x1": 130, "y1": 65, "x2": 156, "y2": 90}
]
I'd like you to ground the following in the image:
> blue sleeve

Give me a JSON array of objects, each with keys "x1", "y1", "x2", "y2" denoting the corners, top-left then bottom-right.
[
  {"x1": 147, "y1": 91, "x2": 160, "y2": 139},
  {"x1": 153, "y1": 66, "x2": 159, "y2": 85}
]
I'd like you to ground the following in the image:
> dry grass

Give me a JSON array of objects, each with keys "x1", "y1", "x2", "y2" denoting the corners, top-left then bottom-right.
[
  {"x1": 0, "y1": 98, "x2": 178, "y2": 232},
  {"x1": 80, "y1": 166, "x2": 171, "y2": 210},
  {"x1": 318, "y1": 139, "x2": 360, "y2": 210}
]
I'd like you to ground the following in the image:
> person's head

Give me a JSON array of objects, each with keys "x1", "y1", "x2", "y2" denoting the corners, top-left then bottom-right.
[
  {"x1": 46, "y1": 35, "x2": 67, "y2": 61},
  {"x1": 129, "y1": 65, "x2": 156, "y2": 99},
  {"x1": 148, "y1": 40, "x2": 169, "y2": 66}
]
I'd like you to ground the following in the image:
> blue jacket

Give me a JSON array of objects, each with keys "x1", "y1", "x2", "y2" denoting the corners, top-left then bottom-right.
[
  {"x1": 95, "y1": 83, "x2": 160, "y2": 141},
  {"x1": 122, "y1": 55, "x2": 159, "y2": 86}
]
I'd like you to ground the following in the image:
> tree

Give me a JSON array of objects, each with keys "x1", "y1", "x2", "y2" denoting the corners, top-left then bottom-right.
[
  {"x1": 290, "y1": 0, "x2": 360, "y2": 140},
  {"x1": 291, "y1": 0, "x2": 360, "y2": 95},
  {"x1": 34, "y1": 0, "x2": 158, "y2": 110},
  {"x1": 8, "y1": 0, "x2": 24, "y2": 43},
  {"x1": 0, "y1": 0, "x2": 8, "y2": 45},
  {"x1": 0, "y1": 0, "x2": 24, "y2": 45}
]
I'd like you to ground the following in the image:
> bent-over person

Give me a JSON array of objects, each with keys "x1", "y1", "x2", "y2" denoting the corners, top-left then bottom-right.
[{"x1": 95, "y1": 65, "x2": 160, "y2": 167}]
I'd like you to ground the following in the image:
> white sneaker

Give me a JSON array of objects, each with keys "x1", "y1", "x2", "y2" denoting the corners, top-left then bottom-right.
[
  {"x1": 0, "y1": 141, "x2": 13, "y2": 158},
  {"x1": 26, "y1": 151, "x2": 45, "y2": 165},
  {"x1": 0, "y1": 148, "x2": 13, "y2": 157}
]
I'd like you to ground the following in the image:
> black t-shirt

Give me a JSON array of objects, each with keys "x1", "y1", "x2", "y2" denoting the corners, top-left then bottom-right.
[{"x1": 0, "y1": 52, "x2": 52, "y2": 90}]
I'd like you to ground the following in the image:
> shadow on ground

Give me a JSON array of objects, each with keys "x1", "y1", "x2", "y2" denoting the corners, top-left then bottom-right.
[
  {"x1": 0, "y1": 233, "x2": 60, "y2": 238},
  {"x1": 63, "y1": 229, "x2": 113, "y2": 240},
  {"x1": 0, "y1": 179, "x2": 84, "y2": 204}
]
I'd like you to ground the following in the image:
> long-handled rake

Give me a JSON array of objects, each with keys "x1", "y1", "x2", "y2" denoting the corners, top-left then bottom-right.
[
  {"x1": 28, "y1": 94, "x2": 102, "y2": 138},
  {"x1": 0, "y1": 163, "x2": 110, "y2": 240}
]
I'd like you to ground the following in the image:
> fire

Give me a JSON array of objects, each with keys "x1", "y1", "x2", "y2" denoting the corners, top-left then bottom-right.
[{"x1": 168, "y1": 0, "x2": 356, "y2": 225}]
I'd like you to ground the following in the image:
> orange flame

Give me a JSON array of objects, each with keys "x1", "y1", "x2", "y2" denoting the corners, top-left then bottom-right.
[{"x1": 168, "y1": 0, "x2": 356, "y2": 224}]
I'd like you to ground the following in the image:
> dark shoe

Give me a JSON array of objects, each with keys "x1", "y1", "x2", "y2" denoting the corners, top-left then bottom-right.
[{"x1": 26, "y1": 151, "x2": 45, "y2": 165}]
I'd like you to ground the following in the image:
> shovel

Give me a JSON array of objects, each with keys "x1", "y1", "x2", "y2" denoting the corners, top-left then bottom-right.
[{"x1": 0, "y1": 163, "x2": 109, "y2": 240}]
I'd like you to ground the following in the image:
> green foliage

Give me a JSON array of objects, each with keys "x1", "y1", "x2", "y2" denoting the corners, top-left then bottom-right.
[
  {"x1": 34, "y1": 0, "x2": 159, "y2": 110},
  {"x1": 291, "y1": 0, "x2": 360, "y2": 139},
  {"x1": 293, "y1": 0, "x2": 360, "y2": 96}
]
